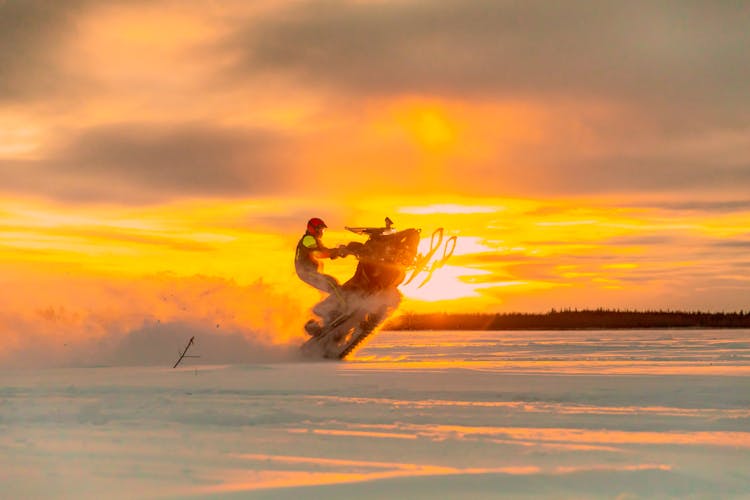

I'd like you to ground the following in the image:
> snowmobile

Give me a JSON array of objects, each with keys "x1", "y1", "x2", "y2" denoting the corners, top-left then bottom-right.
[{"x1": 301, "y1": 217, "x2": 456, "y2": 359}]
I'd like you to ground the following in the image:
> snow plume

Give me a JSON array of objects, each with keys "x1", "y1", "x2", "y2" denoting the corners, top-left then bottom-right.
[{"x1": 0, "y1": 269, "x2": 310, "y2": 368}]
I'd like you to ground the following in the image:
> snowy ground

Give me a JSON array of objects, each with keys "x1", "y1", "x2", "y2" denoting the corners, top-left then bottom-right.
[{"x1": 2, "y1": 329, "x2": 749, "y2": 499}]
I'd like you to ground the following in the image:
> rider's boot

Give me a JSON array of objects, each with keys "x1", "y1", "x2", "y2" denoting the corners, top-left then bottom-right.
[{"x1": 304, "y1": 319, "x2": 323, "y2": 336}]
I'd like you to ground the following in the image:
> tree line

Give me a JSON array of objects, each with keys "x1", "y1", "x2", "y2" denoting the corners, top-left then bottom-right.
[{"x1": 385, "y1": 308, "x2": 750, "y2": 330}]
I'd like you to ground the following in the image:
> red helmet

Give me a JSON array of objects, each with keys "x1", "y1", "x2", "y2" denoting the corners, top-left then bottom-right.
[{"x1": 307, "y1": 217, "x2": 327, "y2": 235}]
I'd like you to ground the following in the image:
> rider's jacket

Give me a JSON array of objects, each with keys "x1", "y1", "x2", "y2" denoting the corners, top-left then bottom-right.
[{"x1": 295, "y1": 232, "x2": 324, "y2": 275}]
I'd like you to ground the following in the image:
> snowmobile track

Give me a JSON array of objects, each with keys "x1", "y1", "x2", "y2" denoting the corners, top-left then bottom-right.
[{"x1": 338, "y1": 320, "x2": 381, "y2": 359}]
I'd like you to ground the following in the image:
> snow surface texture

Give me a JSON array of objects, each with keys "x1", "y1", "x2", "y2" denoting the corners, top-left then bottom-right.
[{"x1": 2, "y1": 329, "x2": 749, "y2": 499}]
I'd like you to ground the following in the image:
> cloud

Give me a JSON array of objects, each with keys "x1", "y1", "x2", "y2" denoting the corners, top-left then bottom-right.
[
  {"x1": 2, "y1": 0, "x2": 749, "y2": 202},
  {"x1": 712, "y1": 238, "x2": 750, "y2": 250},
  {"x1": 0, "y1": 123, "x2": 292, "y2": 203},
  {"x1": 447, "y1": 130, "x2": 750, "y2": 198},
  {"x1": 604, "y1": 235, "x2": 683, "y2": 247},
  {"x1": 623, "y1": 200, "x2": 750, "y2": 214},
  {"x1": 542, "y1": 156, "x2": 750, "y2": 196},
  {"x1": 0, "y1": 0, "x2": 90, "y2": 101},
  {"x1": 219, "y1": 0, "x2": 750, "y2": 199},
  {"x1": 230, "y1": 1, "x2": 749, "y2": 121}
]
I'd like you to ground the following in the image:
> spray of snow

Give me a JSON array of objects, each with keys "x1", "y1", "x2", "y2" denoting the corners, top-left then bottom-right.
[{"x1": 0, "y1": 271, "x2": 312, "y2": 368}]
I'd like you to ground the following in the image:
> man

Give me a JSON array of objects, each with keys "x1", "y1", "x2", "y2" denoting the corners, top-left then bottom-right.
[{"x1": 295, "y1": 218, "x2": 347, "y2": 330}]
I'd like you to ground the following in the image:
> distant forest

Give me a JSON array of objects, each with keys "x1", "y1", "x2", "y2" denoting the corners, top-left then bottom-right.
[{"x1": 385, "y1": 309, "x2": 750, "y2": 330}]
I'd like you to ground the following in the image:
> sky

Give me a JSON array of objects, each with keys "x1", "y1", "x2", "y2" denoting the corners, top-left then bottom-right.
[{"x1": 1, "y1": 0, "x2": 750, "y2": 360}]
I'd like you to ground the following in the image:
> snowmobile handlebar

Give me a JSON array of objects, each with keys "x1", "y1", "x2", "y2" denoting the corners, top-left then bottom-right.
[
  {"x1": 330, "y1": 243, "x2": 363, "y2": 259},
  {"x1": 342, "y1": 241, "x2": 364, "y2": 258}
]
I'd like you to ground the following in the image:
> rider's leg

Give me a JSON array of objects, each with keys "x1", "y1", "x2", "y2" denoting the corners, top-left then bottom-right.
[
  {"x1": 300, "y1": 272, "x2": 342, "y2": 298},
  {"x1": 300, "y1": 272, "x2": 346, "y2": 319}
]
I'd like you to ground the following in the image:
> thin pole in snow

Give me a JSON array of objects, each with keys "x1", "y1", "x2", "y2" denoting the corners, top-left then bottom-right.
[{"x1": 173, "y1": 336, "x2": 199, "y2": 368}]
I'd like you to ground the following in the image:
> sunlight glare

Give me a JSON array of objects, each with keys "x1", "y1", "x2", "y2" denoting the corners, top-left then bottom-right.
[{"x1": 401, "y1": 265, "x2": 488, "y2": 302}]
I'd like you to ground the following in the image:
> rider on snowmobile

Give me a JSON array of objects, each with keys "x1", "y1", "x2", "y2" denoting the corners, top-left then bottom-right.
[{"x1": 295, "y1": 218, "x2": 350, "y2": 330}]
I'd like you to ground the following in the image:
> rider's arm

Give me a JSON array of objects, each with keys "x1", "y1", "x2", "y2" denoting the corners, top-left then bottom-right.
[{"x1": 302, "y1": 235, "x2": 339, "y2": 259}]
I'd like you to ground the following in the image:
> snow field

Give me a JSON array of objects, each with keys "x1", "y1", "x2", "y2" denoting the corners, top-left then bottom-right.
[{"x1": 1, "y1": 329, "x2": 749, "y2": 499}]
